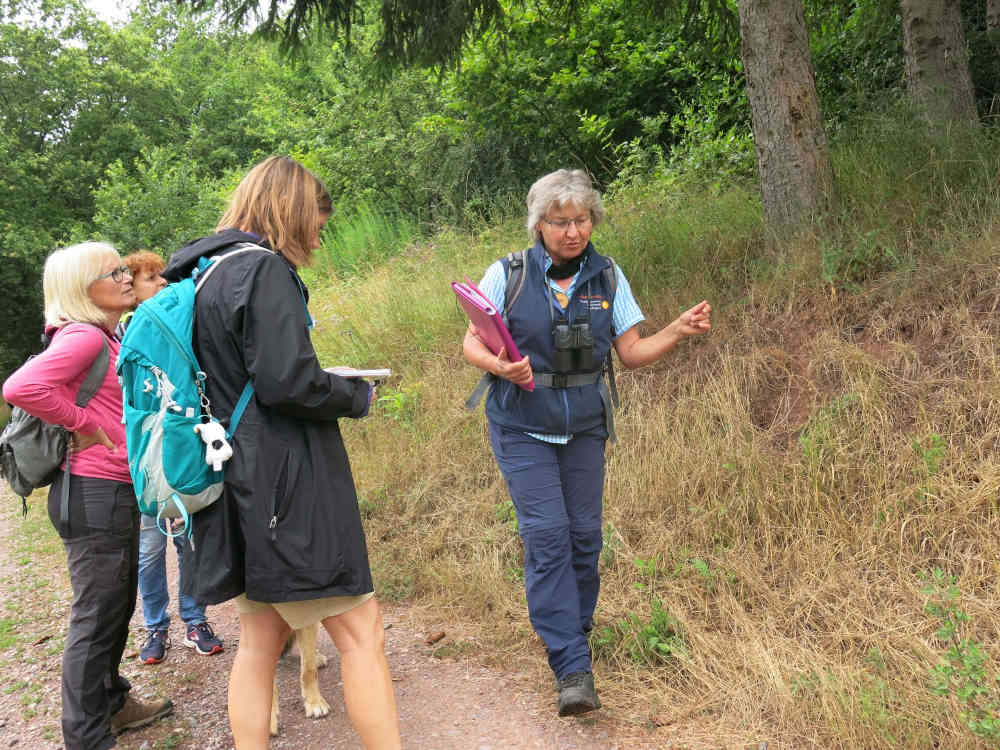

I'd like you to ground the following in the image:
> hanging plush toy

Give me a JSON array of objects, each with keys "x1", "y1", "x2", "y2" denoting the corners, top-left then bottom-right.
[{"x1": 193, "y1": 420, "x2": 233, "y2": 472}]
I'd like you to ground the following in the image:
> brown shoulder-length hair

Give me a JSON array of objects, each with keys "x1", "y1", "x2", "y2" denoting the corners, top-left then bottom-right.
[{"x1": 217, "y1": 156, "x2": 333, "y2": 267}]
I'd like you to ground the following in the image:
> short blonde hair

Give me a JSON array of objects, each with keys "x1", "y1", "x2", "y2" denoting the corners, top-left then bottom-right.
[
  {"x1": 43, "y1": 242, "x2": 122, "y2": 328},
  {"x1": 123, "y1": 250, "x2": 165, "y2": 277},
  {"x1": 525, "y1": 169, "x2": 605, "y2": 241},
  {"x1": 217, "y1": 156, "x2": 332, "y2": 267}
]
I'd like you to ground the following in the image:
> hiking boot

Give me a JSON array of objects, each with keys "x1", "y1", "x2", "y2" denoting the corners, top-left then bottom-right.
[
  {"x1": 184, "y1": 621, "x2": 224, "y2": 655},
  {"x1": 139, "y1": 630, "x2": 170, "y2": 665},
  {"x1": 557, "y1": 671, "x2": 601, "y2": 717},
  {"x1": 110, "y1": 695, "x2": 173, "y2": 735}
]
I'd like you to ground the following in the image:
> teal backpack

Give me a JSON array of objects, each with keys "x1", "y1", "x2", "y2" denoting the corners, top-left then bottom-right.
[{"x1": 117, "y1": 244, "x2": 267, "y2": 540}]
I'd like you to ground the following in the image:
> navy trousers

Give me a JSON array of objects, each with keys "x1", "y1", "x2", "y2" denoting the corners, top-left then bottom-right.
[
  {"x1": 489, "y1": 421, "x2": 606, "y2": 680},
  {"x1": 48, "y1": 473, "x2": 139, "y2": 750}
]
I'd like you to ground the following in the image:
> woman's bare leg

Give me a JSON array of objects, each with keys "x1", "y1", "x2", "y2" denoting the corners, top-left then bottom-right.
[
  {"x1": 229, "y1": 607, "x2": 291, "y2": 750},
  {"x1": 322, "y1": 597, "x2": 401, "y2": 749}
]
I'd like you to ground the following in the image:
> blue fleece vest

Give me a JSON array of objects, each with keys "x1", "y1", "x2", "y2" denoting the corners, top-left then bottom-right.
[{"x1": 485, "y1": 242, "x2": 615, "y2": 436}]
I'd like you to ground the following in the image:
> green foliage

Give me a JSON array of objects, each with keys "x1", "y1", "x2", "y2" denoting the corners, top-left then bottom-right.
[
  {"x1": 922, "y1": 569, "x2": 1000, "y2": 742},
  {"x1": 447, "y1": 0, "x2": 743, "y2": 188},
  {"x1": 0, "y1": 619, "x2": 16, "y2": 650},
  {"x1": 807, "y1": 0, "x2": 905, "y2": 127},
  {"x1": 592, "y1": 598, "x2": 687, "y2": 666},
  {"x1": 600, "y1": 520, "x2": 623, "y2": 567},
  {"x1": 632, "y1": 553, "x2": 668, "y2": 586},
  {"x1": 821, "y1": 228, "x2": 901, "y2": 290},
  {"x1": 960, "y1": 0, "x2": 1000, "y2": 117},
  {"x1": 93, "y1": 148, "x2": 228, "y2": 255},
  {"x1": 798, "y1": 393, "x2": 858, "y2": 483},
  {"x1": 913, "y1": 434, "x2": 947, "y2": 477},
  {"x1": 494, "y1": 499, "x2": 518, "y2": 534},
  {"x1": 376, "y1": 383, "x2": 421, "y2": 424},
  {"x1": 0, "y1": 240, "x2": 46, "y2": 381}
]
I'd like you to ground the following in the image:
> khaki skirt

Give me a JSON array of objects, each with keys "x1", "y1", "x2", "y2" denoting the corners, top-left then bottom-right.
[{"x1": 234, "y1": 591, "x2": 374, "y2": 630}]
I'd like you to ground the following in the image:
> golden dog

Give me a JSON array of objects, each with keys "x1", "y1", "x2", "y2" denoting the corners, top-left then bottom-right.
[{"x1": 269, "y1": 623, "x2": 329, "y2": 736}]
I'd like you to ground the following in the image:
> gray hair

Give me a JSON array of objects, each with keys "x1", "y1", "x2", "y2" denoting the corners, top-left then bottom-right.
[
  {"x1": 525, "y1": 169, "x2": 605, "y2": 241},
  {"x1": 43, "y1": 242, "x2": 121, "y2": 328}
]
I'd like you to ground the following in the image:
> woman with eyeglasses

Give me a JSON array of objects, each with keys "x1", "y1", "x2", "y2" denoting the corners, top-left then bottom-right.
[
  {"x1": 3, "y1": 242, "x2": 173, "y2": 750},
  {"x1": 462, "y1": 169, "x2": 711, "y2": 716}
]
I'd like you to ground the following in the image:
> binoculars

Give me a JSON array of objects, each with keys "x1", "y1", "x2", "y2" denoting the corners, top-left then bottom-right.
[{"x1": 552, "y1": 318, "x2": 594, "y2": 372}]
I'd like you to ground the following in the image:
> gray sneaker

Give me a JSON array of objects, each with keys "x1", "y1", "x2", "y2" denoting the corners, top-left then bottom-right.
[{"x1": 557, "y1": 671, "x2": 601, "y2": 716}]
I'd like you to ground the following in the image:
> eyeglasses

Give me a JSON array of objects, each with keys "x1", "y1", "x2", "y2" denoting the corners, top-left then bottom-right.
[
  {"x1": 94, "y1": 265, "x2": 132, "y2": 283},
  {"x1": 542, "y1": 216, "x2": 592, "y2": 232}
]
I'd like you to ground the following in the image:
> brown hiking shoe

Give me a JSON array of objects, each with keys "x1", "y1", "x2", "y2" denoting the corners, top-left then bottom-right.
[{"x1": 110, "y1": 695, "x2": 174, "y2": 735}]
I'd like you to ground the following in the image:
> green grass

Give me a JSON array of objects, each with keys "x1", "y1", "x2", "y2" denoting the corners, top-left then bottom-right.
[
  {"x1": 314, "y1": 199, "x2": 422, "y2": 277},
  {"x1": 0, "y1": 618, "x2": 18, "y2": 649},
  {"x1": 300, "y1": 117, "x2": 1000, "y2": 748}
]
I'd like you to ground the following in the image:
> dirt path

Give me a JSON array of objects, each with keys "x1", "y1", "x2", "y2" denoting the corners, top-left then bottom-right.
[{"x1": 0, "y1": 501, "x2": 675, "y2": 750}]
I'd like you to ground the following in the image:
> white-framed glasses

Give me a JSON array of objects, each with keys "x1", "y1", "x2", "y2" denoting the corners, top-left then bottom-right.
[
  {"x1": 543, "y1": 216, "x2": 592, "y2": 231},
  {"x1": 94, "y1": 265, "x2": 132, "y2": 283}
]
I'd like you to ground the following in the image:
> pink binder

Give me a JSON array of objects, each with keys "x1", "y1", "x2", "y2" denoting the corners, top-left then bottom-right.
[{"x1": 452, "y1": 278, "x2": 535, "y2": 391}]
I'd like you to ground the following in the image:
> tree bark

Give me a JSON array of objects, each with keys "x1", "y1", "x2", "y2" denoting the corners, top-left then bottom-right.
[
  {"x1": 900, "y1": 0, "x2": 979, "y2": 128},
  {"x1": 737, "y1": 0, "x2": 834, "y2": 231},
  {"x1": 988, "y1": 0, "x2": 1000, "y2": 30}
]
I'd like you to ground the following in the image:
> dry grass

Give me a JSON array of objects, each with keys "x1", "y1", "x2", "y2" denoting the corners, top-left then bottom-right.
[{"x1": 304, "y1": 141, "x2": 1000, "y2": 747}]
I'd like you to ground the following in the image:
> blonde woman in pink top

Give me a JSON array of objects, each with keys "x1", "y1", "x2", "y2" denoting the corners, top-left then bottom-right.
[{"x1": 3, "y1": 242, "x2": 172, "y2": 750}]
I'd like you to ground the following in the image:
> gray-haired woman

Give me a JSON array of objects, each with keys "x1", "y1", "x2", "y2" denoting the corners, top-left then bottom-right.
[
  {"x1": 462, "y1": 169, "x2": 711, "y2": 715},
  {"x1": 3, "y1": 242, "x2": 173, "y2": 749}
]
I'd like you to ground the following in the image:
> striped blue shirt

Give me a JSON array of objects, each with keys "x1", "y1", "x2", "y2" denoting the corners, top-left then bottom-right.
[{"x1": 478, "y1": 252, "x2": 644, "y2": 443}]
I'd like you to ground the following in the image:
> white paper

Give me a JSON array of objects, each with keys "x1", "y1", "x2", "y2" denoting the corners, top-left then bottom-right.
[{"x1": 325, "y1": 367, "x2": 392, "y2": 379}]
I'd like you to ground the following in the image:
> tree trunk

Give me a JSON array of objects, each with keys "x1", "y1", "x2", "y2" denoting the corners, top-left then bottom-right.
[
  {"x1": 989, "y1": 0, "x2": 1000, "y2": 30},
  {"x1": 737, "y1": 0, "x2": 834, "y2": 231},
  {"x1": 900, "y1": 0, "x2": 979, "y2": 128}
]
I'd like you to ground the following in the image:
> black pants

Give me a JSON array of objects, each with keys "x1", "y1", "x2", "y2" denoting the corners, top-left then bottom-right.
[{"x1": 48, "y1": 473, "x2": 139, "y2": 750}]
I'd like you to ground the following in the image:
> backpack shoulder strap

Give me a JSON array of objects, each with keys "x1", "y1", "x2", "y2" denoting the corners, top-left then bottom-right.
[
  {"x1": 503, "y1": 249, "x2": 529, "y2": 321},
  {"x1": 189, "y1": 243, "x2": 276, "y2": 438},
  {"x1": 602, "y1": 256, "x2": 618, "y2": 301},
  {"x1": 46, "y1": 324, "x2": 110, "y2": 408},
  {"x1": 602, "y1": 256, "x2": 618, "y2": 336},
  {"x1": 74, "y1": 337, "x2": 109, "y2": 408},
  {"x1": 601, "y1": 257, "x2": 620, "y2": 442},
  {"x1": 194, "y1": 242, "x2": 274, "y2": 293}
]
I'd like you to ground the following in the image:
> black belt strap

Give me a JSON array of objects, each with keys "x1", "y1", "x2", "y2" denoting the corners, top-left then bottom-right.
[{"x1": 532, "y1": 370, "x2": 602, "y2": 388}]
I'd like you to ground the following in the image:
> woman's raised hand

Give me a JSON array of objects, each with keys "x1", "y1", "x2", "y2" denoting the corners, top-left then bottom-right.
[{"x1": 674, "y1": 300, "x2": 712, "y2": 336}]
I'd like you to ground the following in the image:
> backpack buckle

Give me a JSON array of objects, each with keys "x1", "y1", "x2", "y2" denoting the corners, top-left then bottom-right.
[{"x1": 550, "y1": 373, "x2": 568, "y2": 388}]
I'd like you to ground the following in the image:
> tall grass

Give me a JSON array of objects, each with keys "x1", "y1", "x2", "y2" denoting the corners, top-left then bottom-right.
[
  {"x1": 309, "y1": 119, "x2": 1000, "y2": 748},
  {"x1": 314, "y1": 199, "x2": 422, "y2": 277}
]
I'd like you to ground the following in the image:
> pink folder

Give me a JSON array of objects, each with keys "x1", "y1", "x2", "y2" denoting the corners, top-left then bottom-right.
[{"x1": 452, "y1": 278, "x2": 535, "y2": 391}]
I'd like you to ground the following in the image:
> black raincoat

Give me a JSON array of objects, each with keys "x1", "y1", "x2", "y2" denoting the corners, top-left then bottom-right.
[{"x1": 163, "y1": 229, "x2": 374, "y2": 605}]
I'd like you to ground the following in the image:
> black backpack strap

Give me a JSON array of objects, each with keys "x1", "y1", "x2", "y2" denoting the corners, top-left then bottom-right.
[
  {"x1": 503, "y1": 250, "x2": 529, "y2": 322},
  {"x1": 74, "y1": 338, "x2": 109, "y2": 407},
  {"x1": 600, "y1": 257, "x2": 620, "y2": 442},
  {"x1": 59, "y1": 333, "x2": 111, "y2": 533}
]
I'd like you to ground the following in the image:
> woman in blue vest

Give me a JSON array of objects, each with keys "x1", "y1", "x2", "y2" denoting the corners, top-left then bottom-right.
[{"x1": 462, "y1": 169, "x2": 711, "y2": 716}]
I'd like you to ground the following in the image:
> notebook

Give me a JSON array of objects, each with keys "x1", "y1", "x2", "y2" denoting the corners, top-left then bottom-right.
[
  {"x1": 452, "y1": 277, "x2": 534, "y2": 391},
  {"x1": 324, "y1": 367, "x2": 392, "y2": 381}
]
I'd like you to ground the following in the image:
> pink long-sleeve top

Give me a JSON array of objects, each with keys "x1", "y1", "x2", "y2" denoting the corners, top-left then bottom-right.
[{"x1": 2, "y1": 322, "x2": 131, "y2": 483}]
